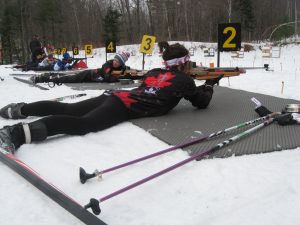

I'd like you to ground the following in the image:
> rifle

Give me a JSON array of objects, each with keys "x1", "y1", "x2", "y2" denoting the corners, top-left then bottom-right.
[
  {"x1": 188, "y1": 67, "x2": 245, "y2": 80},
  {"x1": 111, "y1": 66, "x2": 246, "y2": 80},
  {"x1": 111, "y1": 69, "x2": 147, "y2": 79}
]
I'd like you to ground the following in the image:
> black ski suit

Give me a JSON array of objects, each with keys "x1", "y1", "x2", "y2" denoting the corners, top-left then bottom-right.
[
  {"x1": 21, "y1": 68, "x2": 213, "y2": 137},
  {"x1": 29, "y1": 39, "x2": 42, "y2": 63}
]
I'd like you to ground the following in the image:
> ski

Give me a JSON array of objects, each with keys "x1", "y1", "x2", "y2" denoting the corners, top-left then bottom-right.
[
  {"x1": 49, "y1": 93, "x2": 87, "y2": 102},
  {"x1": 10, "y1": 73, "x2": 40, "y2": 76},
  {"x1": 13, "y1": 77, "x2": 49, "y2": 90},
  {"x1": 0, "y1": 147, "x2": 107, "y2": 225},
  {"x1": 9, "y1": 69, "x2": 89, "y2": 77}
]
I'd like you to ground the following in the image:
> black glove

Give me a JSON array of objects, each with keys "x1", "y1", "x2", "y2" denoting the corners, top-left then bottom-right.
[
  {"x1": 275, "y1": 114, "x2": 298, "y2": 126},
  {"x1": 190, "y1": 85, "x2": 213, "y2": 109},
  {"x1": 205, "y1": 74, "x2": 224, "y2": 87}
]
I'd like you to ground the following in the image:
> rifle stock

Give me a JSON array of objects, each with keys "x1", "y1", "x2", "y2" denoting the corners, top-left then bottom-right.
[
  {"x1": 112, "y1": 70, "x2": 147, "y2": 77},
  {"x1": 188, "y1": 67, "x2": 245, "y2": 80},
  {"x1": 111, "y1": 67, "x2": 246, "y2": 80}
]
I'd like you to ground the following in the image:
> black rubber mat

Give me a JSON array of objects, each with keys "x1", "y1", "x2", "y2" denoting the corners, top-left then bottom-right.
[{"x1": 131, "y1": 86, "x2": 300, "y2": 158}]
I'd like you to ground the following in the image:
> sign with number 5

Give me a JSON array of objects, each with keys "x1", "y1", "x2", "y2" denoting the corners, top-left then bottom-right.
[
  {"x1": 218, "y1": 23, "x2": 241, "y2": 52},
  {"x1": 84, "y1": 44, "x2": 93, "y2": 56},
  {"x1": 139, "y1": 35, "x2": 156, "y2": 54}
]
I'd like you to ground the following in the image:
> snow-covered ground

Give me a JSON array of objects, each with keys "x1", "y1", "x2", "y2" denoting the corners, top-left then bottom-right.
[{"x1": 0, "y1": 42, "x2": 300, "y2": 225}]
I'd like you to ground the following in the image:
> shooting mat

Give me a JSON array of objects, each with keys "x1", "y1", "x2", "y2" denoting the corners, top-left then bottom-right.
[
  {"x1": 131, "y1": 86, "x2": 300, "y2": 158},
  {"x1": 67, "y1": 82, "x2": 300, "y2": 158}
]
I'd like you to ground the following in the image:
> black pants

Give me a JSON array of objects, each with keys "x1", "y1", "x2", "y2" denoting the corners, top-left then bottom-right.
[
  {"x1": 52, "y1": 70, "x2": 95, "y2": 83},
  {"x1": 22, "y1": 95, "x2": 129, "y2": 137},
  {"x1": 50, "y1": 70, "x2": 119, "y2": 83}
]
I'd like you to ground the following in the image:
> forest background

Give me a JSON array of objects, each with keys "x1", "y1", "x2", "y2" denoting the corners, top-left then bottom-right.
[{"x1": 0, "y1": 0, "x2": 299, "y2": 63}]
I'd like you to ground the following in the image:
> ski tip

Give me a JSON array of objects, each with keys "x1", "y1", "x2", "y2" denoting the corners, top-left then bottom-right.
[{"x1": 84, "y1": 198, "x2": 101, "y2": 215}]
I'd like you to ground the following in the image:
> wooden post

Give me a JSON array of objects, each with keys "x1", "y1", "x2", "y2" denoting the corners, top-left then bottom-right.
[{"x1": 142, "y1": 53, "x2": 145, "y2": 70}]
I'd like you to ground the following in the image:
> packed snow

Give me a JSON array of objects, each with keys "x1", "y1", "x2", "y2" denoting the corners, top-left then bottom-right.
[{"x1": 0, "y1": 42, "x2": 300, "y2": 225}]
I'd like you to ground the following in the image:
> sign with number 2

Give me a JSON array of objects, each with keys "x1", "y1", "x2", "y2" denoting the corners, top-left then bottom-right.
[{"x1": 218, "y1": 23, "x2": 241, "y2": 52}]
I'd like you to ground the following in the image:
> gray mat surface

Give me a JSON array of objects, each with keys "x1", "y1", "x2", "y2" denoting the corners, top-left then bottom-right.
[
  {"x1": 131, "y1": 86, "x2": 300, "y2": 158},
  {"x1": 66, "y1": 82, "x2": 300, "y2": 158}
]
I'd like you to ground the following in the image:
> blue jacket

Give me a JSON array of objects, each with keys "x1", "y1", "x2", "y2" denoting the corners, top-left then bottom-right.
[{"x1": 54, "y1": 59, "x2": 72, "y2": 71}]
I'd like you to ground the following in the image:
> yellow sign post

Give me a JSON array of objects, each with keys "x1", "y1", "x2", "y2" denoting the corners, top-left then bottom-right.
[
  {"x1": 140, "y1": 35, "x2": 156, "y2": 54},
  {"x1": 73, "y1": 47, "x2": 79, "y2": 56},
  {"x1": 61, "y1": 48, "x2": 67, "y2": 55},
  {"x1": 139, "y1": 35, "x2": 156, "y2": 70},
  {"x1": 84, "y1": 44, "x2": 93, "y2": 56}
]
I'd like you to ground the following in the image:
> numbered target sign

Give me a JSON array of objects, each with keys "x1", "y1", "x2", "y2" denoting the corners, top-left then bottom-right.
[
  {"x1": 139, "y1": 35, "x2": 156, "y2": 54},
  {"x1": 218, "y1": 23, "x2": 241, "y2": 52},
  {"x1": 56, "y1": 48, "x2": 62, "y2": 55},
  {"x1": 73, "y1": 47, "x2": 79, "y2": 55},
  {"x1": 106, "y1": 41, "x2": 116, "y2": 53},
  {"x1": 62, "y1": 48, "x2": 67, "y2": 54},
  {"x1": 84, "y1": 44, "x2": 93, "y2": 56}
]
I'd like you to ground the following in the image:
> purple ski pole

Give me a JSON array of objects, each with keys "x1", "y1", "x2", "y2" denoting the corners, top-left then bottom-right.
[
  {"x1": 80, "y1": 112, "x2": 279, "y2": 184},
  {"x1": 84, "y1": 117, "x2": 276, "y2": 215}
]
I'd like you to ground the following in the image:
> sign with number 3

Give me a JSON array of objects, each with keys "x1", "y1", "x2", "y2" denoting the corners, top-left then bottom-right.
[{"x1": 139, "y1": 35, "x2": 156, "y2": 54}]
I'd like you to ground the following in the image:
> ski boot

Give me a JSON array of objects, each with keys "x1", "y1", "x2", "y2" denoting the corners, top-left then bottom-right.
[
  {"x1": 0, "y1": 103, "x2": 26, "y2": 119},
  {"x1": 0, "y1": 121, "x2": 47, "y2": 154}
]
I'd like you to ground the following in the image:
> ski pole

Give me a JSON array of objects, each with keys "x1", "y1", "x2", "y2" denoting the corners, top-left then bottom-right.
[
  {"x1": 84, "y1": 117, "x2": 276, "y2": 215},
  {"x1": 49, "y1": 93, "x2": 86, "y2": 102},
  {"x1": 80, "y1": 112, "x2": 280, "y2": 184}
]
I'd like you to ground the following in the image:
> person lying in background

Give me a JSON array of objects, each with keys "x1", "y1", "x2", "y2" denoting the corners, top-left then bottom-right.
[{"x1": 31, "y1": 51, "x2": 131, "y2": 84}]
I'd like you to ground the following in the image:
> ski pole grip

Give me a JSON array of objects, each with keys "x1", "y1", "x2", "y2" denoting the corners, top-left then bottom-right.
[
  {"x1": 84, "y1": 198, "x2": 101, "y2": 215},
  {"x1": 80, "y1": 167, "x2": 96, "y2": 184},
  {"x1": 254, "y1": 106, "x2": 273, "y2": 117}
]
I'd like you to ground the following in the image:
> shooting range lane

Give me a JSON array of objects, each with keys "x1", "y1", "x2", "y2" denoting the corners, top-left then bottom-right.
[{"x1": 132, "y1": 86, "x2": 300, "y2": 158}]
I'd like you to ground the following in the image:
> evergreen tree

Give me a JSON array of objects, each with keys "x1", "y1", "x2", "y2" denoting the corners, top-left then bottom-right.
[
  {"x1": 233, "y1": 0, "x2": 255, "y2": 40},
  {"x1": 272, "y1": 16, "x2": 294, "y2": 41},
  {"x1": 102, "y1": 7, "x2": 121, "y2": 44},
  {"x1": 0, "y1": 1, "x2": 20, "y2": 63},
  {"x1": 36, "y1": 0, "x2": 62, "y2": 46},
  {"x1": 240, "y1": 0, "x2": 255, "y2": 32}
]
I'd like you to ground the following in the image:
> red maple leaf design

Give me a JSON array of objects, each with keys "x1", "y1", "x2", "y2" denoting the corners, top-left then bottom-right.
[
  {"x1": 105, "y1": 67, "x2": 111, "y2": 73},
  {"x1": 144, "y1": 72, "x2": 175, "y2": 88},
  {"x1": 113, "y1": 92, "x2": 137, "y2": 108}
]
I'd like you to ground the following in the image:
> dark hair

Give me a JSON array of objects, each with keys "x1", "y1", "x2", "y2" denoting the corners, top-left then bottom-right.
[{"x1": 158, "y1": 41, "x2": 189, "y2": 61}]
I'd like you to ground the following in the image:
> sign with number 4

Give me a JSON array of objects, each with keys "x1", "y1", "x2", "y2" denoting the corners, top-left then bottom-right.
[
  {"x1": 106, "y1": 41, "x2": 116, "y2": 53},
  {"x1": 140, "y1": 35, "x2": 156, "y2": 54}
]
